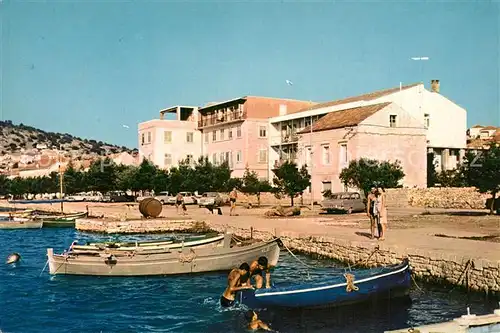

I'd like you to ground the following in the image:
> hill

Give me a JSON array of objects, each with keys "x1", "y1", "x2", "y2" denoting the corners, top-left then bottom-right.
[{"x1": 0, "y1": 120, "x2": 136, "y2": 156}]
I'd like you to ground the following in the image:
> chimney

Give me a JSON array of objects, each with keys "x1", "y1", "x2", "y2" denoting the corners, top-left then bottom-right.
[{"x1": 431, "y1": 79, "x2": 440, "y2": 93}]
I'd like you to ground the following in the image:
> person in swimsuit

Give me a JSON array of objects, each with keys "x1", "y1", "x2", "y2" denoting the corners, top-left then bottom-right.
[
  {"x1": 220, "y1": 263, "x2": 253, "y2": 308},
  {"x1": 375, "y1": 187, "x2": 387, "y2": 240},
  {"x1": 175, "y1": 193, "x2": 184, "y2": 215},
  {"x1": 229, "y1": 188, "x2": 237, "y2": 216},
  {"x1": 366, "y1": 187, "x2": 377, "y2": 239},
  {"x1": 245, "y1": 310, "x2": 273, "y2": 331},
  {"x1": 245, "y1": 256, "x2": 272, "y2": 289}
]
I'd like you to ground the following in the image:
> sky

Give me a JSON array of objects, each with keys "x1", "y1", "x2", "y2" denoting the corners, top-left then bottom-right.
[{"x1": 1, "y1": 0, "x2": 499, "y2": 148}]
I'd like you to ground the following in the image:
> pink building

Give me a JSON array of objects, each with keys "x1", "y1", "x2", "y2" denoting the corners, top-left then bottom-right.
[
  {"x1": 138, "y1": 106, "x2": 201, "y2": 168},
  {"x1": 197, "y1": 96, "x2": 314, "y2": 179},
  {"x1": 297, "y1": 102, "x2": 427, "y2": 201}
]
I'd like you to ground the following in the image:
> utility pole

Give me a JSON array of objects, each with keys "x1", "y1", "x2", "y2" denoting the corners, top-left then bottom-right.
[
  {"x1": 310, "y1": 114, "x2": 313, "y2": 210},
  {"x1": 58, "y1": 147, "x2": 64, "y2": 212}
]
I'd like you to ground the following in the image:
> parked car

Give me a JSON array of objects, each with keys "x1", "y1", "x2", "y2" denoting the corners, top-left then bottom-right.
[
  {"x1": 320, "y1": 192, "x2": 366, "y2": 214},
  {"x1": 166, "y1": 192, "x2": 198, "y2": 205},
  {"x1": 66, "y1": 192, "x2": 88, "y2": 202},
  {"x1": 198, "y1": 192, "x2": 225, "y2": 208},
  {"x1": 86, "y1": 192, "x2": 104, "y2": 202},
  {"x1": 103, "y1": 191, "x2": 135, "y2": 203},
  {"x1": 154, "y1": 191, "x2": 172, "y2": 204}
]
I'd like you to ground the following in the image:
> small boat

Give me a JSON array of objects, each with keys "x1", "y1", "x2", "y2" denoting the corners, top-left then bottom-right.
[
  {"x1": 35, "y1": 212, "x2": 87, "y2": 228},
  {"x1": 0, "y1": 219, "x2": 43, "y2": 229},
  {"x1": 47, "y1": 235, "x2": 281, "y2": 276},
  {"x1": 71, "y1": 233, "x2": 227, "y2": 252},
  {"x1": 0, "y1": 209, "x2": 34, "y2": 218},
  {"x1": 237, "y1": 259, "x2": 411, "y2": 309}
]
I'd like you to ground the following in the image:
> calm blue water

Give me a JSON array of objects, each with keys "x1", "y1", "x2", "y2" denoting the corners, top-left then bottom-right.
[{"x1": 0, "y1": 228, "x2": 499, "y2": 333}]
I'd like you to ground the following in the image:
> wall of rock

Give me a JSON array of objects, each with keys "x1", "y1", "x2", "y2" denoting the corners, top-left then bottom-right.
[
  {"x1": 385, "y1": 187, "x2": 489, "y2": 209},
  {"x1": 76, "y1": 218, "x2": 208, "y2": 234}
]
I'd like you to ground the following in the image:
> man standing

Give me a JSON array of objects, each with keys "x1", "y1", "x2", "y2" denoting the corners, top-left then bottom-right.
[
  {"x1": 366, "y1": 187, "x2": 377, "y2": 239},
  {"x1": 229, "y1": 188, "x2": 238, "y2": 216},
  {"x1": 175, "y1": 192, "x2": 184, "y2": 215},
  {"x1": 220, "y1": 263, "x2": 253, "y2": 308}
]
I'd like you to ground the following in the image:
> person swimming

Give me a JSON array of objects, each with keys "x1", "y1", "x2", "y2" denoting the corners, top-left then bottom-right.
[
  {"x1": 244, "y1": 310, "x2": 273, "y2": 331},
  {"x1": 220, "y1": 263, "x2": 253, "y2": 308}
]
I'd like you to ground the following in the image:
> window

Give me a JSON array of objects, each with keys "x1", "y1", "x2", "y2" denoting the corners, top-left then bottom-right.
[
  {"x1": 204, "y1": 132, "x2": 209, "y2": 143},
  {"x1": 212, "y1": 131, "x2": 217, "y2": 141},
  {"x1": 141, "y1": 133, "x2": 145, "y2": 145},
  {"x1": 186, "y1": 154, "x2": 194, "y2": 164},
  {"x1": 424, "y1": 113, "x2": 430, "y2": 128},
  {"x1": 228, "y1": 128, "x2": 233, "y2": 139},
  {"x1": 236, "y1": 150, "x2": 242, "y2": 163},
  {"x1": 164, "y1": 131, "x2": 172, "y2": 144},
  {"x1": 164, "y1": 153, "x2": 172, "y2": 166},
  {"x1": 389, "y1": 115, "x2": 397, "y2": 128},
  {"x1": 259, "y1": 126, "x2": 267, "y2": 137},
  {"x1": 339, "y1": 144, "x2": 347, "y2": 166},
  {"x1": 322, "y1": 145, "x2": 330, "y2": 165},
  {"x1": 220, "y1": 129, "x2": 225, "y2": 140},
  {"x1": 258, "y1": 149, "x2": 267, "y2": 163},
  {"x1": 305, "y1": 118, "x2": 311, "y2": 129},
  {"x1": 237, "y1": 126, "x2": 242, "y2": 138},
  {"x1": 147, "y1": 131, "x2": 152, "y2": 143},
  {"x1": 220, "y1": 152, "x2": 225, "y2": 163},
  {"x1": 305, "y1": 146, "x2": 312, "y2": 166},
  {"x1": 186, "y1": 132, "x2": 194, "y2": 143},
  {"x1": 212, "y1": 153, "x2": 217, "y2": 164},
  {"x1": 225, "y1": 152, "x2": 231, "y2": 166}
]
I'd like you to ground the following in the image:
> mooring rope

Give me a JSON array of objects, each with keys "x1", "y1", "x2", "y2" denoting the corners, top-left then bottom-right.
[{"x1": 344, "y1": 273, "x2": 359, "y2": 292}]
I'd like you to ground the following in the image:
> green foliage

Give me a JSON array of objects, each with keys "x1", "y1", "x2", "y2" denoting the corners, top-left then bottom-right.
[
  {"x1": 339, "y1": 158, "x2": 405, "y2": 196},
  {"x1": 85, "y1": 158, "x2": 117, "y2": 192},
  {"x1": 134, "y1": 159, "x2": 158, "y2": 191},
  {"x1": 64, "y1": 161, "x2": 84, "y2": 194},
  {"x1": 0, "y1": 175, "x2": 9, "y2": 196},
  {"x1": 241, "y1": 167, "x2": 272, "y2": 206},
  {"x1": 272, "y1": 161, "x2": 311, "y2": 206},
  {"x1": 459, "y1": 144, "x2": 500, "y2": 214}
]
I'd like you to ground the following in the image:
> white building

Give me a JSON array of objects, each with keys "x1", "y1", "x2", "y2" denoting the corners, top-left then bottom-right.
[
  {"x1": 138, "y1": 106, "x2": 202, "y2": 169},
  {"x1": 268, "y1": 80, "x2": 467, "y2": 175}
]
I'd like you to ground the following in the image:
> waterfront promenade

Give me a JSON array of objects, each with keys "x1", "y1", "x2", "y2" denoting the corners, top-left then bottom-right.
[{"x1": 3, "y1": 200, "x2": 500, "y2": 293}]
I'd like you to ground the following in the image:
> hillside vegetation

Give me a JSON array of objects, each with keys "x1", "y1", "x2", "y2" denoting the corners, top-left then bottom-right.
[{"x1": 0, "y1": 120, "x2": 135, "y2": 156}]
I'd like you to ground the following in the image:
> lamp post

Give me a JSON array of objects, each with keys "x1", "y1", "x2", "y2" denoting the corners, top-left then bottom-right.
[
  {"x1": 410, "y1": 56, "x2": 430, "y2": 114},
  {"x1": 309, "y1": 114, "x2": 313, "y2": 210},
  {"x1": 58, "y1": 148, "x2": 64, "y2": 212}
]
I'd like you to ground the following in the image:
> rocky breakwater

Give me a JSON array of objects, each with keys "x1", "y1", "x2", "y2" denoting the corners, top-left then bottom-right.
[{"x1": 76, "y1": 218, "x2": 210, "y2": 234}]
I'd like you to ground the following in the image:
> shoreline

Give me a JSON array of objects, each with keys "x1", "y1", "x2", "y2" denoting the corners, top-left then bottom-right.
[{"x1": 3, "y1": 200, "x2": 500, "y2": 295}]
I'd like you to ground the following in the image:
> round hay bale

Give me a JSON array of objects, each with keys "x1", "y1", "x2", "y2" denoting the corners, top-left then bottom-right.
[{"x1": 139, "y1": 198, "x2": 162, "y2": 218}]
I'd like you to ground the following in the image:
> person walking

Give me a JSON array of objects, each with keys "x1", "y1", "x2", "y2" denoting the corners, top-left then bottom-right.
[
  {"x1": 229, "y1": 188, "x2": 238, "y2": 216},
  {"x1": 175, "y1": 192, "x2": 185, "y2": 215},
  {"x1": 374, "y1": 187, "x2": 388, "y2": 240},
  {"x1": 366, "y1": 187, "x2": 377, "y2": 239}
]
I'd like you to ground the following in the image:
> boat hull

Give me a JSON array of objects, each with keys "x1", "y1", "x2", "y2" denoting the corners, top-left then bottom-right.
[
  {"x1": 47, "y1": 238, "x2": 280, "y2": 276},
  {"x1": 42, "y1": 220, "x2": 76, "y2": 228},
  {"x1": 238, "y1": 259, "x2": 411, "y2": 309},
  {"x1": 0, "y1": 220, "x2": 43, "y2": 229}
]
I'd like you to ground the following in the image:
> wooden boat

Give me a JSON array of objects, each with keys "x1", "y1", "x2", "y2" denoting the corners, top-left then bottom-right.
[
  {"x1": 0, "y1": 219, "x2": 43, "y2": 229},
  {"x1": 35, "y1": 212, "x2": 87, "y2": 228},
  {"x1": 237, "y1": 259, "x2": 411, "y2": 309},
  {"x1": 71, "y1": 233, "x2": 227, "y2": 252},
  {"x1": 0, "y1": 209, "x2": 34, "y2": 218},
  {"x1": 47, "y1": 236, "x2": 281, "y2": 276}
]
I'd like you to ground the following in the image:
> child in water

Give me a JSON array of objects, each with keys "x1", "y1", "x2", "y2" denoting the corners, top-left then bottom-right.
[{"x1": 244, "y1": 310, "x2": 274, "y2": 331}]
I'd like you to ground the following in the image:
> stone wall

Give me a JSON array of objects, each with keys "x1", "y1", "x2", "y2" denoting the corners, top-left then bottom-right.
[
  {"x1": 76, "y1": 218, "x2": 208, "y2": 234},
  {"x1": 385, "y1": 187, "x2": 489, "y2": 209}
]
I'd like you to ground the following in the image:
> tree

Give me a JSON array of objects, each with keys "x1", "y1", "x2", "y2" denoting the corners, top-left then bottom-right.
[
  {"x1": 241, "y1": 167, "x2": 272, "y2": 206},
  {"x1": 153, "y1": 168, "x2": 169, "y2": 193},
  {"x1": 272, "y1": 161, "x2": 311, "y2": 206},
  {"x1": 212, "y1": 161, "x2": 233, "y2": 192},
  {"x1": 459, "y1": 144, "x2": 500, "y2": 214},
  {"x1": 64, "y1": 161, "x2": 83, "y2": 194},
  {"x1": 0, "y1": 175, "x2": 9, "y2": 196},
  {"x1": 339, "y1": 158, "x2": 405, "y2": 196},
  {"x1": 116, "y1": 165, "x2": 138, "y2": 193},
  {"x1": 133, "y1": 159, "x2": 158, "y2": 191},
  {"x1": 85, "y1": 158, "x2": 117, "y2": 192}
]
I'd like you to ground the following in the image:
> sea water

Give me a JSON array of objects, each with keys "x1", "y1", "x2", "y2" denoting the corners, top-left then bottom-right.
[{"x1": 0, "y1": 228, "x2": 498, "y2": 333}]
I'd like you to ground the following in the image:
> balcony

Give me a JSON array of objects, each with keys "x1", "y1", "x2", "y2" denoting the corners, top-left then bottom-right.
[
  {"x1": 270, "y1": 133, "x2": 300, "y2": 146},
  {"x1": 198, "y1": 110, "x2": 247, "y2": 128},
  {"x1": 272, "y1": 156, "x2": 298, "y2": 169}
]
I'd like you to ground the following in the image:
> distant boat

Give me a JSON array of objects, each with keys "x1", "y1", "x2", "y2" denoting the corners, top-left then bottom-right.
[
  {"x1": 237, "y1": 259, "x2": 411, "y2": 309},
  {"x1": 47, "y1": 236, "x2": 281, "y2": 276},
  {"x1": 0, "y1": 219, "x2": 43, "y2": 229},
  {"x1": 35, "y1": 212, "x2": 88, "y2": 228},
  {"x1": 0, "y1": 209, "x2": 34, "y2": 218}
]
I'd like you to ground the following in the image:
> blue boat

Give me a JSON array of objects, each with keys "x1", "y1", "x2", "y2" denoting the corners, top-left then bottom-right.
[{"x1": 237, "y1": 258, "x2": 411, "y2": 309}]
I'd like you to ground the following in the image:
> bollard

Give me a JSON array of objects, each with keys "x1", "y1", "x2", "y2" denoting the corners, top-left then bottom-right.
[{"x1": 250, "y1": 226, "x2": 253, "y2": 240}]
